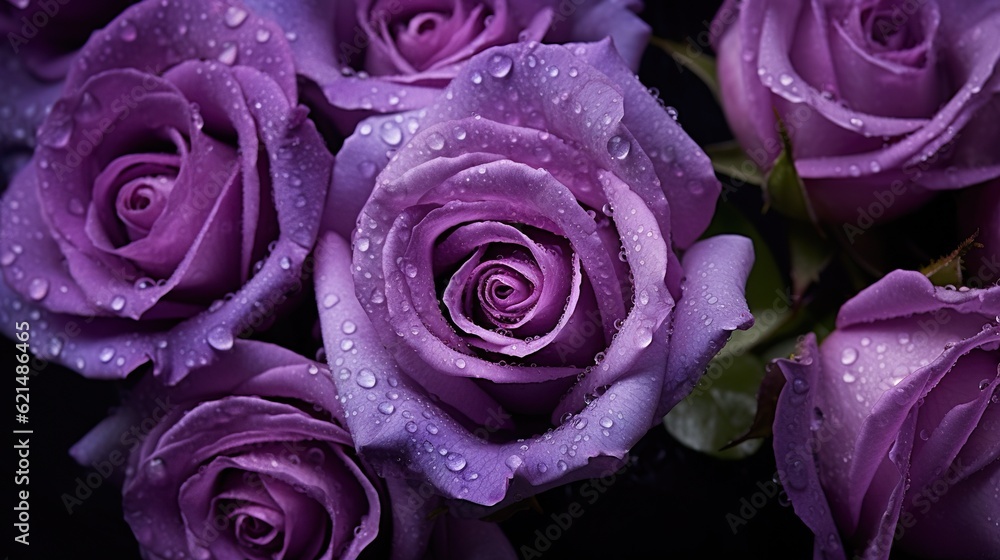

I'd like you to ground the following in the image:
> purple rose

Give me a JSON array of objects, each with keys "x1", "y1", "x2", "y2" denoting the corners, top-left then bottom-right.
[
  {"x1": 315, "y1": 41, "x2": 754, "y2": 507},
  {"x1": 71, "y1": 340, "x2": 516, "y2": 560},
  {"x1": 772, "y1": 270, "x2": 1000, "y2": 559},
  {"x1": 712, "y1": 0, "x2": 1000, "y2": 223},
  {"x1": 0, "y1": 0, "x2": 331, "y2": 381},
  {"x1": 959, "y1": 182, "x2": 1000, "y2": 286},
  {"x1": 242, "y1": 0, "x2": 650, "y2": 131}
]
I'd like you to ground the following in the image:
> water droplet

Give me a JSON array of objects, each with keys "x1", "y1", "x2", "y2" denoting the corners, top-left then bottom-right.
[
  {"x1": 919, "y1": 429, "x2": 930, "y2": 441},
  {"x1": 599, "y1": 417, "x2": 613, "y2": 429},
  {"x1": 99, "y1": 347, "x2": 115, "y2": 363},
  {"x1": 279, "y1": 256, "x2": 292, "y2": 270},
  {"x1": 356, "y1": 237, "x2": 370, "y2": 252},
  {"x1": 377, "y1": 402, "x2": 395, "y2": 415},
  {"x1": 255, "y1": 28, "x2": 271, "y2": 42},
  {"x1": 792, "y1": 378, "x2": 809, "y2": 394},
  {"x1": 322, "y1": 294, "x2": 340, "y2": 309},
  {"x1": 207, "y1": 327, "x2": 234, "y2": 351},
  {"x1": 455, "y1": 358, "x2": 466, "y2": 369},
  {"x1": 487, "y1": 54, "x2": 513, "y2": 78},
  {"x1": 636, "y1": 327, "x2": 653, "y2": 348},
  {"x1": 470, "y1": 71, "x2": 483, "y2": 84},
  {"x1": 573, "y1": 417, "x2": 588, "y2": 429},
  {"x1": 28, "y1": 278, "x2": 48, "y2": 300},
  {"x1": 425, "y1": 132, "x2": 445, "y2": 151},
  {"x1": 505, "y1": 455, "x2": 522, "y2": 470},
  {"x1": 47, "y1": 337, "x2": 63, "y2": 357},
  {"x1": 191, "y1": 106, "x2": 204, "y2": 130},
  {"x1": 356, "y1": 369, "x2": 376, "y2": 388},
  {"x1": 445, "y1": 452, "x2": 467, "y2": 472},
  {"x1": 405, "y1": 421, "x2": 418, "y2": 433},
  {"x1": 607, "y1": 135, "x2": 631, "y2": 159},
  {"x1": 840, "y1": 347, "x2": 858, "y2": 366},
  {"x1": 556, "y1": 460, "x2": 568, "y2": 471},
  {"x1": 119, "y1": 21, "x2": 137, "y2": 42},
  {"x1": 224, "y1": 6, "x2": 248, "y2": 27},
  {"x1": 145, "y1": 457, "x2": 167, "y2": 483},
  {"x1": 110, "y1": 295, "x2": 126, "y2": 312},
  {"x1": 217, "y1": 43, "x2": 238, "y2": 65},
  {"x1": 426, "y1": 423, "x2": 439, "y2": 435},
  {"x1": 849, "y1": 117, "x2": 864, "y2": 129},
  {"x1": 380, "y1": 123, "x2": 402, "y2": 146},
  {"x1": 842, "y1": 372, "x2": 856, "y2": 383},
  {"x1": 779, "y1": 74, "x2": 794, "y2": 86},
  {"x1": 981, "y1": 379, "x2": 992, "y2": 391}
]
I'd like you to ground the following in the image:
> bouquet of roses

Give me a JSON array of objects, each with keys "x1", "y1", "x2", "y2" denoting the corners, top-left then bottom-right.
[{"x1": 2, "y1": 0, "x2": 997, "y2": 559}]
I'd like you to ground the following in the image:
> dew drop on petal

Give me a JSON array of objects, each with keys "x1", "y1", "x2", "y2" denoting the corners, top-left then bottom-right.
[
  {"x1": 322, "y1": 294, "x2": 340, "y2": 309},
  {"x1": 445, "y1": 453, "x2": 467, "y2": 472},
  {"x1": 99, "y1": 347, "x2": 116, "y2": 363},
  {"x1": 217, "y1": 43, "x2": 238, "y2": 65},
  {"x1": 207, "y1": 327, "x2": 234, "y2": 351},
  {"x1": 119, "y1": 21, "x2": 138, "y2": 42},
  {"x1": 380, "y1": 122, "x2": 402, "y2": 146},
  {"x1": 356, "y1": 368, "x2": 377, "y2": 388},
  {"x1": 840, "y1": 347, "x2": 858, "y2": 366},
  {"x1": 792, "y1": 378, "x2": 809, "y2": 394},
  {"x1": 607, "y1": 135, "x2": 631, "y2": 159},
  {"x1": 487, "y1": 54, "x2": 513, "y2": 78},
  {"x1": 224, "y1": 6, "x2": 248, "y2": 27},
  {"x1": 28, "y1": 278, "x2": 48, "y2": 301},
  {"x1": 420, "y1": 131, "x2": 445, "y2": 152},
  {"x1": 145, "y1": 457, "x2": 167, "y2": 483}
]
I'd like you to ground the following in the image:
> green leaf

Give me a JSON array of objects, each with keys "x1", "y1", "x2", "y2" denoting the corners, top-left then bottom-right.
[
  {"x1": 703, "y1": 201, "x2": 794, "y2": 351},
  {"x1": 664, "y1": 353, "x2": 766, "y2": 460},
  {"x1": 789, "y1": 221, "x2": 835, "y2": 299},
  {"x1": 763, "y1": 115, "x2": 817, "y2": 223},
  {"x1": 720, "y1": 361, "x2": 786, "y2": 450},
  {"x1": 705, "y1": 141, "x2": 764, "y2": 186},
  {"x1": 650, "y1": 37, "x2": 720, "y2": 101}
]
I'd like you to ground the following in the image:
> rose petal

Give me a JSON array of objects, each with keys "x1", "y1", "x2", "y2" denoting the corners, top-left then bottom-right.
[
  {"x1": 661, "y1": 235, "x2": 755, "y2": 414},
  {"x1": 772, "y1": 335, "x2": 849, "y2": 560}
]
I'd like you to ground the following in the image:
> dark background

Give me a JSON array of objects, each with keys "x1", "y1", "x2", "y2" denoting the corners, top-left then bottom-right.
[{"x1": 4, "y1": 1, "x2": 857, "y2": 559}]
